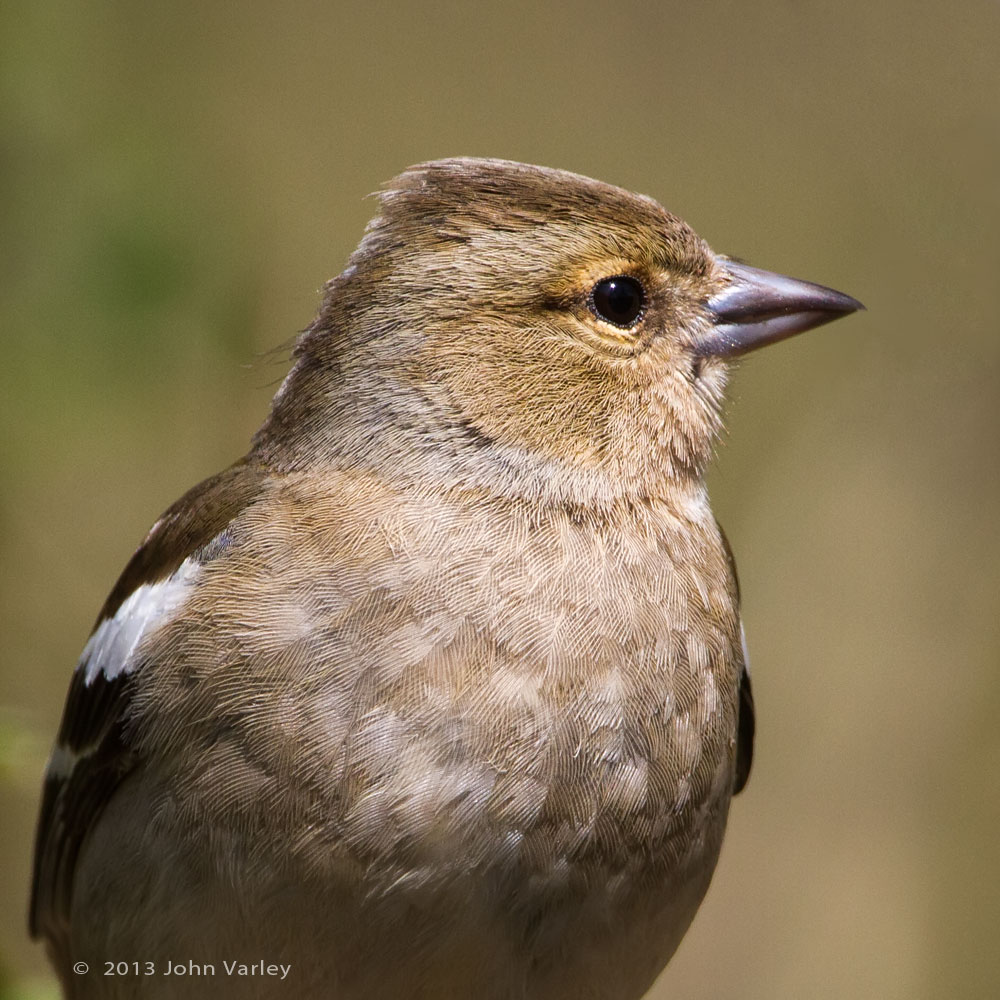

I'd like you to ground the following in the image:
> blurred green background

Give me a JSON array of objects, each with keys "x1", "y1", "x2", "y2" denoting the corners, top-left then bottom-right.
[{"x1": 2, "y1": 1, "x2": 997, "y2": 997}]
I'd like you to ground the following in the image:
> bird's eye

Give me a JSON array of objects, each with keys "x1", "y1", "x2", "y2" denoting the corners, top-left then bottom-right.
[{"x1": 589, "y1": 275, "x2": 645, "y2": 328}]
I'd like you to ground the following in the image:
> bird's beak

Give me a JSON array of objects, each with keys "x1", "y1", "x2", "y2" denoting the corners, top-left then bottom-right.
[{"x1": 698, "y1": 259, "x2": 864, "y2": 358}]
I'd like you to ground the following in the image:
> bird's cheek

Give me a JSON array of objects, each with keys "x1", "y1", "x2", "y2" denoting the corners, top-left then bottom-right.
[{"x1": 648, "y1": 311, "x2": 731, "y2": 387}]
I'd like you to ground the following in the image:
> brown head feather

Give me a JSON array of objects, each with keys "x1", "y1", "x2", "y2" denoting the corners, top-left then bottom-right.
[{"x1": 253, "y1": 158, "x2": 731, "y2": 504}]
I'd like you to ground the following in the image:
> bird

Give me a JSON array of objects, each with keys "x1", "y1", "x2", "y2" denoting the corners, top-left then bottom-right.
[{"x1": 30, "y1": 157, "x2": 862, "y2": 999}]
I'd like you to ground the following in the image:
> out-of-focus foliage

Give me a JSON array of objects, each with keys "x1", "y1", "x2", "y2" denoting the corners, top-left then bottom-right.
[{"x1": 2, "y1": 1, "x2": 997, "y2": 997}]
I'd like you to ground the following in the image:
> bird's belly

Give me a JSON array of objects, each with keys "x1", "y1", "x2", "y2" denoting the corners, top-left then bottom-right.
[
  {"x1": 271, "y1": 609, "x2": 739, "y2": 997},
  {"x1": 267, "y1": 702, "x2": 736, "y2": 1000},
  {"x1": 214, "y1": 783, "x2": 732, "y2": 1000},
  {"x1": 69, "y1": 741, "x2": 734, "y2": 1000}
]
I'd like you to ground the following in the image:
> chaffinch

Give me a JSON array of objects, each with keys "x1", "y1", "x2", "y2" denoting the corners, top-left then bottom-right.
[{"x1": 31, "y1": 158, "x2": 861, "y2": 999}]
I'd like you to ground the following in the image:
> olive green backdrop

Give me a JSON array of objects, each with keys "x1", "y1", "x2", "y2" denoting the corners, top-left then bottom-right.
[{"x1": 2, "y1": 1, "x2": 997, "y2": 997}]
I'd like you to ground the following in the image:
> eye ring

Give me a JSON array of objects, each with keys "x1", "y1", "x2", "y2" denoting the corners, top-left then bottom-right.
[{"x1": 588, "y1": 275, "x2": 646, "y2": 329}]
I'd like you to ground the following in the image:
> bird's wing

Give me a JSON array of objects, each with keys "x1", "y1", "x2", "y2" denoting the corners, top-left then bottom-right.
[
  {"x1": 29, "y1": 460, "x2": 268, "y2": 943},
  {"x1": 734, "y1": 624, "x2": 755, "y2": 795},
  {"x1": 716, "y1": 521, "x2": 755, "y2": 795}
]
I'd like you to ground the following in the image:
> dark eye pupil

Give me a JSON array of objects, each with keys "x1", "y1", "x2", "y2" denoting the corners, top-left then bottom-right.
[{"x1": 590, "y1": 276, "x2": 644, "y2": 327}]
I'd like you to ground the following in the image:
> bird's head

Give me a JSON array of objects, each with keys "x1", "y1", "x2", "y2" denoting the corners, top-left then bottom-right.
[{"x1": 256, "y1": 159, "x2": 861, "y2": 504}]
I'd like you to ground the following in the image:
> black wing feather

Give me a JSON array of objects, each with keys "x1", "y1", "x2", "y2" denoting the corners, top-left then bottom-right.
[
  {"x1": 716, "y1": 520, "x2": 755, "y2": 795},
  {"x1": 30, "y1": 669, "x2": 136, "y2": 938},
  {"x1": 734, "y1": 662, "x2": 755, "y2": 795}
]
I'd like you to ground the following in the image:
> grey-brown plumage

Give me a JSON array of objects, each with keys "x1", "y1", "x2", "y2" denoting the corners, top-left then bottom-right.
[{"x1": 30, "y1": 158, "x2": 861, "y2": 999}]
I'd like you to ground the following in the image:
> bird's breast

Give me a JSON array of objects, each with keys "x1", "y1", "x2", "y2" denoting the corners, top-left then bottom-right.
[
  {"x1": 236, "y1": 482, "x2": 741, "y2": 879},
  {"x1": 143, "y1": 480, "x2": 744, "y2": 997}
]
